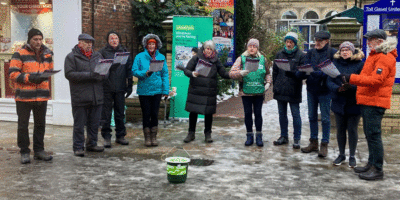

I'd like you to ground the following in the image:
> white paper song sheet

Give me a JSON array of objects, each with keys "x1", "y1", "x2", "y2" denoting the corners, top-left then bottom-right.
[
  {"x1": 244, "y1": 57, "x2": 260, "y2": 72},
  {"x1": 113, "y1": 52, "x2": 130, "y2": 65},
  {"x1": 274, "y1": 59, "x2": 291, "y2": 71},
  {"x1": 95, "y1": 59, "x2": 114, "y2": 75},
  {"x1": 150, "y1": 60, "x2": 164, "y2": 72},
  {"x1": 297, "y1": 64, "x2": 314, "y2": 74},
  {"x1": 317, "y1": 59, "x2": 341, "y2": 78},
  {"x1": 195, "y1": 59, "x2": 213, "y2": 77}
]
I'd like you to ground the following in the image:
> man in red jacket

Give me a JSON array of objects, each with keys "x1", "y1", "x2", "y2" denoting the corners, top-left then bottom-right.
[{"x1": 342, "y1": 29, "x2": 398, "y2": 180}]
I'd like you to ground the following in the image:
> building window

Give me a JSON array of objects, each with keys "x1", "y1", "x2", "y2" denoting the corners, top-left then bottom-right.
[
  {"x1": 325, "y1": 11, "x2": 338, "y2": 18},
  {"x1": 303, "y1": 11, "x2": 319, "y2": 20},
  {"x1": 282, "y1": 11, "x2": 297, "y2": 19}
]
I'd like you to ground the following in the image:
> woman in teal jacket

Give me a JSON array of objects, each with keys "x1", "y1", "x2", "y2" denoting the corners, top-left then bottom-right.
[{"x1": 132, "y1": 34, "x2": 169, "y2": 147}]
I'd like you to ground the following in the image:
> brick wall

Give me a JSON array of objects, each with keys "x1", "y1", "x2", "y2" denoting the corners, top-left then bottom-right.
[{"x1": 82, "y1": 0, "x2": 137, "y2": 55}]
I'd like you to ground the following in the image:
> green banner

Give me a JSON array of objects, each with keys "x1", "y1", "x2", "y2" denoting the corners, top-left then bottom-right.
[{"x1": 170, "y1": 16, "x2": 213, "y2": 119}]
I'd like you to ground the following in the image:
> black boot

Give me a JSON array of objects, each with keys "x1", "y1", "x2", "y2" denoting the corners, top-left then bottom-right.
[
  {"x1": 255, "y1": 132, "x2": 263, "y2": 147},
  {"x1": 34, "y1": 151, "x2": 53, "y2": 161},
  {"x1": 273, "y1": 136, "x2": 288, "y2": 145},
  {"x1": 354, "y1": 163, "x2": 372, "y2": 173},
  {"x1": 183, "y1": 131, "x2": 195, "y2": 143},
  {"x1": 244, "y1": 133, "x2": 254, "y2": 146},
  {"x1": 116, "y1": 137, "x2": 129, "y2": 145},
  {"x1": 359, "y1": 166, "x2": 384, "y2": 180},
  {"x1": 103, "y1": 138, "x2": 111, "y2": 148},
  {"x1": 204, "y1": 131, "x2": 213, "y2": 143}
]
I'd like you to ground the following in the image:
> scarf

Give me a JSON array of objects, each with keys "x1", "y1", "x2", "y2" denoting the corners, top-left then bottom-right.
[
  {"x1": 204, "y1": 50, "x2": 216, "y2": 59},
  {"x1": 284, "y1": 46, "x2": 297, "y2": 54},
  {"x1": 78, "y1": 44, "x2": 93, "y2": 59}
]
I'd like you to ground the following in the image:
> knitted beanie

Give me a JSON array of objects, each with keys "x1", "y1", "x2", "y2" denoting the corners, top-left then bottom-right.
[
  {"x1": 339, "y1": 41, "x2": 355, "y2": 53},
  {"x1": 27, "y1": 28, "x2": 43, "y2": 43},
  {"x1": 247, "y1": 38, "x2": 259, "y2": 48},
  {"x1": 284, "y1": 32, "x2": 298, "y2": 45}
]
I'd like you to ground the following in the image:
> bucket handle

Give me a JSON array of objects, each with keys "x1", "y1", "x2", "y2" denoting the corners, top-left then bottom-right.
[{"x1": 161, "y1": 146, "x2": 191, "y2": 161}]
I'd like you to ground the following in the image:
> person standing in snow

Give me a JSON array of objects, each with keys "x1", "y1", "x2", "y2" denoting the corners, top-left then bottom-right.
[
  {"x1": 132, "y1": 34, "x2": 169, "y2": 147},
  {"x1": 180, "y1": 40, "x2": 231, "y2": 143},
  {"x1": 272, "y1": 32, "x2": 306, "y2": 149},
  {"x1": 229, "y1": 38, "x2": 272, "y2": 147}
]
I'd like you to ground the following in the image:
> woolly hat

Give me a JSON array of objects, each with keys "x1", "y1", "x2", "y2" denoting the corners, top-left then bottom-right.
[
  {"x1": 27, "y1": 28, "x2": 43, "y2": 43},
  {"x1": 247, "y1": 38, "x2": 259, "y2": 48},
  {"x1": 106, "y1": 30, "x2": 120, "y2": 43},
  {"x1": 284, "y1": 32, "x2": 298, "y2": 45},
  {"x1": 339, "y1": 41, "x2": 355, "y2": 53}
]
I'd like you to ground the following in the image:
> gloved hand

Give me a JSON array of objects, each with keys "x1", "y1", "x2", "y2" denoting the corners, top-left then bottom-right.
[
  {"x1": 339, "y1": 74, "x2": 351, "y2": 83},
  {"x1": 285, "y1": 71, "x2": 295, "y2": 77},
  {"x1": 125, "y1": 78, "x2": 133, "y2": 98},
  {"x1": 192, "y1": 71, "x2": 199, "y2": 77},
  {"x1": 176, "y1": 65, "x2": 185, "y2": 71},
  {"x1": 29, "y1": 74, "x2": 48, "y2": 84},
  {"x1": 91, "y1": 72, "x2": 103, "y2": 81},
  {"x1": 240, "y1": 70, "x2": 250, "y2": 77},
  {"x1": 146, "y1": 71, "x2": 154, "y2": 77},
  {"x1": 265, "y1": 83, "x2": 271, "y2": 92}
]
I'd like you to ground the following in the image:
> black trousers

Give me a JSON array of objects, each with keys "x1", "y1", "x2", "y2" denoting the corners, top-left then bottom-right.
[
  {"x1": 72, "y1": 105, "x2": 102, "y2": 151},
  {"x1": 189, "y1": 112, "x2": 213, "y2": 133},
  {"x1": 139, "y1": 94, "x2": 162, "y2": 129},
  {"x1": 242, "y1": 96, "x2": 264, "y2": 133},
  {"x1": 101, "y1": 91, "x2": 126, "y2": 139},
  {"x1": 334, "y1": 113, "x2": 360, "y2": 157},
  {"x1": 16, "y1": 101, "x2": 47, "y2": 154}
]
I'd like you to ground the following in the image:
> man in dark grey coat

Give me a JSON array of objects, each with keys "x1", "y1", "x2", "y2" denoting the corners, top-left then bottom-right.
[{"x1": 64, "y1": 34, "x2": 105, "y2": 157}]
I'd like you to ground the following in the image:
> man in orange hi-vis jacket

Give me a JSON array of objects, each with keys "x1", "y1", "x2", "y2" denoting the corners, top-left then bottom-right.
[
  {"x1": 9, "y1": 28, "x2": 54, "y2": 164},
  {"x1": 341, "y1": 29, "x2": 398, "y2": 180}
]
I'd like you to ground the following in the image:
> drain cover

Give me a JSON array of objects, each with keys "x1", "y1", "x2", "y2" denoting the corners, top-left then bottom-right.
[{"x1": 189, "y1": 159, "x2": 214, "y2": 166}]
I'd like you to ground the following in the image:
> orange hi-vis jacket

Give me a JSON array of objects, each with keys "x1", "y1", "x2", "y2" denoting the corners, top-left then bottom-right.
[
  {"x1": 9, "y1": 44, "x2": 53, "y2": 102},
  {"x1": 350, "y1": 38, "x2": 398, "y2": 109}
]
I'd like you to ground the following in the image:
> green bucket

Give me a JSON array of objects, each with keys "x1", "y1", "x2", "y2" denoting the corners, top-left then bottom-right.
[{"x1": 165, "y1": 157, "x2": 191, "y2": 184}]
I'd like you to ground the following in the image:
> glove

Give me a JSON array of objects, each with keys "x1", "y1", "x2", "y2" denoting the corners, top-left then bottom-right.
[
  {"x1": 337, "y1": 83, "x2": 352, "y2": 93},
  {"x1": 239, "y1": 70, "x2": 250, "y2": 77},
  {"x1": 339, "y1": 74, "x2": 351, "y2": 83},
  {"x1": 29, "y1": 74, "x2": 48, "y2": 84},
  {"x1": 265, "y1": 83, "x2": 270, "y2": 91},
  {"x1": 176, "y1": 65, "x2": 185, "y2": 71},
  {"x1": 146, "y1": 71, "x2": 154, "y2": 77},
  {"x1": 192, "y1": 71, "x2": 199, "y2": 77},
  {"x1": 125, "y1": 78, "x2": 133, "y2": 98},
  {"x1": 285, "y1": 71, "x2": 295, "y2": 77},
  {"x1": 91, "y1": 72, "x2": 103, "y2": 81}
]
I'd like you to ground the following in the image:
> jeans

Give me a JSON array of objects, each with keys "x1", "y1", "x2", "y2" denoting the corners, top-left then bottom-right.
[
  {"x1": 139, "y1": 94, "x2": 162, "y2": 129},
  {"x1": 335, "y1": 113, "x2": 360, "y2": 157},
  {"x1": 72, "y1": 105, "x2": 102, "y2": 151},
  {"x1": 189, "y1": 112, "x2": 213, "y2": 133},
  {"x1": 307, "y1": 92, "x2": 331, "y2": 143},
  {"x1": 101, "y1": 91, "x2": 126, "y2": 140},
  {"x1": 242, "y1": 96, "x2": 264, "y2": 133},
  {"x1": 277, "y1": 100, "x2": 301, "y2": 140},
  {"x1": 16, "y1": 101, "x2": 47, "y2": 154},
  {"x1": 362, "y1": 105, "x2": 385, "y2": 171}
]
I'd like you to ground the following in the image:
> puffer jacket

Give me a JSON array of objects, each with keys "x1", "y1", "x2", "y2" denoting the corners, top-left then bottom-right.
[
  {"x1": 99, "y1": 44, "x2": 133, "y2": 93},
  {"x1": 182, "y1": 47, "x2": 230, "y2": 115},
  {"x1": 349, "y1": 37, "x2": 398, "y2": 109},
  {"x1": 9, "y1": 44, "x2": 53, "y2": 101},
  {"x1": 64, "y1": 45, "x2": 105, "y2": 106},
  {"x1": 327, "y1": 48, "x2": 364, "y2": 115},
  {"x1": 272, "y1": 47, "x2": 306, "y2": 103}
]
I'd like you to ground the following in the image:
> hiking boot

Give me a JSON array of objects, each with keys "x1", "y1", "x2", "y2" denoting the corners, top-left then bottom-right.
[
  {"x1": 318, "y1": 142, "x2": 328, "y2": 157},
  {"x1": 359, "y1": 166, "x2": 384, "y2": 181},
  {"x1": 333, "y1": 154, "x2": 346, "y2": 166},
  {"x1": 293, "y1": 139, "x2": 300, "y2": 149},
  {"x1": 301, "y1": 139, "x2": 319, "y2": 153},
  {"x1": 204, "y1": 131, "x2": 213, "y2": 143},
  {"x1": 255, "y1": 132, "x2": 263, "y2": 147},
  {"x1": 349, "y1": 156, "x2": 357, "y2": 168},
  {"x1": 116, "y1": 137, "x2": 129, "y2": 145},
  {"x1": 150, "y1": 127, "x2": 158, "y2": 146},
  {"x1": 34, "y1": 151, "x2": 53, "y2": 161},
  {"x1": 183, "y1": 131, "x2": 195, "y2": 143},
  {"x1": 354, "y1": 163, "x2": 372, "y2": 173},
  {"x1": 144, "y1": 127, "x2": 152, "y2": 147},
  {"x1": 104, "y1": 138, "x2": 111, "y2": 148},
  {"x1": 244, "y1": 133, "x2": 254, "y2": 146},
  {"x1": 273, "y1": 136, "x2": 288, "y2": 146},
  {"x1": 21, "y1": 153, "x2": 31, "y2": 164},
  {"x1": 74, "y1": 149, "x2": 84, "y2": 157},
  {"x1": 86, "y1": 145, "x2": 105, "y2": 152}
]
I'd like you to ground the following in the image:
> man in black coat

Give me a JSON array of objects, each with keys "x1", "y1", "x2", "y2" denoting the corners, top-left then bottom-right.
[
  {"x1": 272, "y1": 32, "x2": 306, "y2": 149},
  {"x1": 99, "y1": 31, "x2": 133, "y2": 148},
  {"x1": 64, "y1": 34, "x2": 106, "y2": 157}
]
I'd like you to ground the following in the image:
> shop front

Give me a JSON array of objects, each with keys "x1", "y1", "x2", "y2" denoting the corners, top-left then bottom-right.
[{"x1": 0, "y1": 0, "x2": 82, "y2": 126}]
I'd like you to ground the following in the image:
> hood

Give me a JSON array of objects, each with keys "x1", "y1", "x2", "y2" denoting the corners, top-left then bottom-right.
[
  {"x1": 333, "y1": 48, "x2": 364, "y2": 61},
  {"x1": 375, "y1": 37, "x2": 398, "y2": 54},
  {"x1": 142, "y1": 34, "x2": 162, "y2": 50}
]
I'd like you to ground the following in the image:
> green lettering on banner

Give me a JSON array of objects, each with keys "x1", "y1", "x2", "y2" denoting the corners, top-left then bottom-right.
[{"x1": 170, "y1": 16, "x2": 213, "y2": 119}]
